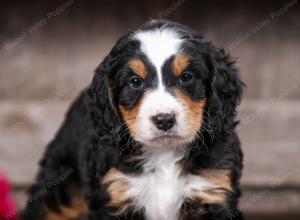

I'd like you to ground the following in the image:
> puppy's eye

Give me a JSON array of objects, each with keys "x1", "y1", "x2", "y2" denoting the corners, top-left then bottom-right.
[
  {"x1": 180, "y1": 72, "x2": 193, "y2": 83},
  {"x1": 130, "y1": 77, "x2": 144, "y2": 88}
]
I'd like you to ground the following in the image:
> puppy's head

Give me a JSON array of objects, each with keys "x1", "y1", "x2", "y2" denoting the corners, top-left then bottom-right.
[{"x1": 90, "y1": 20, "x2": 243, "y2": 150}]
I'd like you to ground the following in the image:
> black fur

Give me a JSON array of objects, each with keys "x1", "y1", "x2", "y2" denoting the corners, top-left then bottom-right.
[{"x1": 21, "y1": 20, "x2": 244, "y2": 220}]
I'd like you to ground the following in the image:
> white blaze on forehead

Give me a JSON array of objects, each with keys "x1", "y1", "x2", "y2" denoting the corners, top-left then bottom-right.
[{"x1": 134, "y1": 28, "x2": 182, "y2": 88}]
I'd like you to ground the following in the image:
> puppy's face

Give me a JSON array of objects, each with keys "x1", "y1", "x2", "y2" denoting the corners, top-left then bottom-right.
[{"x1": 112, "y1": 27, "x2": 210, "y2": 149}]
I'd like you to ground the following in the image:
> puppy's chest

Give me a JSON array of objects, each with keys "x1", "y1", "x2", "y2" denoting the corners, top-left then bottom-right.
[
  {"x1": 128, "y1": 160, "x2": 191, "y2": 220},
  {"x1": 103, "y1": 153, "x2": 231, "y2": 220}
]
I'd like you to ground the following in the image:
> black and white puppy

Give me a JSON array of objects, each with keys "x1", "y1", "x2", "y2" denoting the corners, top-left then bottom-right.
[{"x1": 22, "y1": 20, "x2": 244, "y2": 220}]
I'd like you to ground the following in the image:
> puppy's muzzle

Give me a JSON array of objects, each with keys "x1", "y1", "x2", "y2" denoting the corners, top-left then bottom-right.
[{"x1": 151, "y1": 113, "x2": 176, "y2": 131}]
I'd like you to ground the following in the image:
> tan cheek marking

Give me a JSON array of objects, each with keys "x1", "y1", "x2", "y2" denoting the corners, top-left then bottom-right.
[
  {"x1": 128, "y1": 59, "x2": 148, "y2": 80},
  {"x1": 172, "y1": 55, "x2": 190, "y2": 77},
  {"x1": 44, "y1": 198, "x2": 88, "y2": 220},
  {"x1": 118, "y1": 96, "x2": 144, "y2": 138},
  {"x1": 174, "y1": 90, "x2": 206, "y2": 136},
  {"x1": 192, "y1": 170, "x2": 232, "y2": 206},
  {"x1": 102, "y1": 168, "x2": 132, "y2": 214}
]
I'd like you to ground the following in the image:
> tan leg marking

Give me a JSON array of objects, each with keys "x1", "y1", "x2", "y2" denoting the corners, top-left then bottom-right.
[
  {"x1": 102, "y1": 168, "x2": 132, "y2": 214},
  {"x1": 44, "y1": 198, "x2": 88, "y2": 220},
  {"x1": 193, "y1": 170, "x2": 232, "y2": 206}
]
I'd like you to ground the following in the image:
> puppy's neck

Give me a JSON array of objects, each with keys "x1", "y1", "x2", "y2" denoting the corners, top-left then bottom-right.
[
  {"x1": 140, "y1": 146, "x2": 185, "y2": 173},
  {"x1": 127, "y1": 146, "x2": 186, "y2": 220}
]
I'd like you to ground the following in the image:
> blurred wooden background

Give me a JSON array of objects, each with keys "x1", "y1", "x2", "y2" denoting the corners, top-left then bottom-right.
[{"x1": 0, "y1": 0, "x2": 300, "y2": 219}]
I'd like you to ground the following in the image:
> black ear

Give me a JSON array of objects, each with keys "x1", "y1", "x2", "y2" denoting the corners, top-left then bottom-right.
[
  {"x1": 207, "y1": 47, "x2": 244, "y2": 134},
  {"x1": 88, "y1": 55, "x2": 121, "y2": 143}
]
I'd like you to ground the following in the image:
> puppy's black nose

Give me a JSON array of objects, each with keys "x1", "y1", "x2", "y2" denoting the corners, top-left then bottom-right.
[{"x1": 151, "y1": 113, "x2": 176, "y2": 131}]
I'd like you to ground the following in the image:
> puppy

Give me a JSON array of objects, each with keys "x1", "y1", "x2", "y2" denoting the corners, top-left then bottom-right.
[{"x1": 21, "y1": 20, "x2": 244, "y2": 220}]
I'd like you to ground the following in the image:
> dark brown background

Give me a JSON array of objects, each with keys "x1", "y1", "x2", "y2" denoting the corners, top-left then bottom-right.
[{"x1": 0, "y1": 0, "x2": 299, "y2": 219}]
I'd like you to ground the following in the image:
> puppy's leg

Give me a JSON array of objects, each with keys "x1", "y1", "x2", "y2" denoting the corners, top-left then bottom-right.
[
  {"x1": 181, "y1": 203, "x2": 244, "y2": 220},
  {"x1": 202, "y1": 204, "x2": 244, "y2": 220},
  {"x1": 21, "y1": 166, "x2": 88, "y2": 220}
]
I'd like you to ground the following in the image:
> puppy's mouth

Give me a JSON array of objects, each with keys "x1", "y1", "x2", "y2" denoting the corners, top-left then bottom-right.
[
  {"x1": 152, "y1": 134, "x2": 181, "y2": 140},
  {"x1": 148, "y1": 132, "x2": 185, "y2": 145}
]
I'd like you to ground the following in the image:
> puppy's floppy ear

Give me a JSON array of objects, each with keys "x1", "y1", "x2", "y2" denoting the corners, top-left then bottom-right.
[
  {"x1": 88, "y1": 55, "x2": 121, "y2": 143},
  {"x1": 207, "y1": 47, "x2": 244, "y2": 134}
]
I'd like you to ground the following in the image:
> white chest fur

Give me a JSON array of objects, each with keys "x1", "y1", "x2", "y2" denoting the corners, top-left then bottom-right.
[{"x1": 125, "y1": 150, "x2": 216, "y2": 220}]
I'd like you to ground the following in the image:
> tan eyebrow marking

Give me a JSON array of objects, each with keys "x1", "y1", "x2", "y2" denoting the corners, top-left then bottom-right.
[
  {"x1": 128, "y1": 59, "x2": 148, "y2": 80},
  {"x1": 172, "y1": 55, "x2": 190, "y2": 77}
]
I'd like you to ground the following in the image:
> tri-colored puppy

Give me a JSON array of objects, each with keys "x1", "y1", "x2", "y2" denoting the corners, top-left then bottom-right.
[{"x1": 22, "y1": 20, "x2": 244, "y2": 220}]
